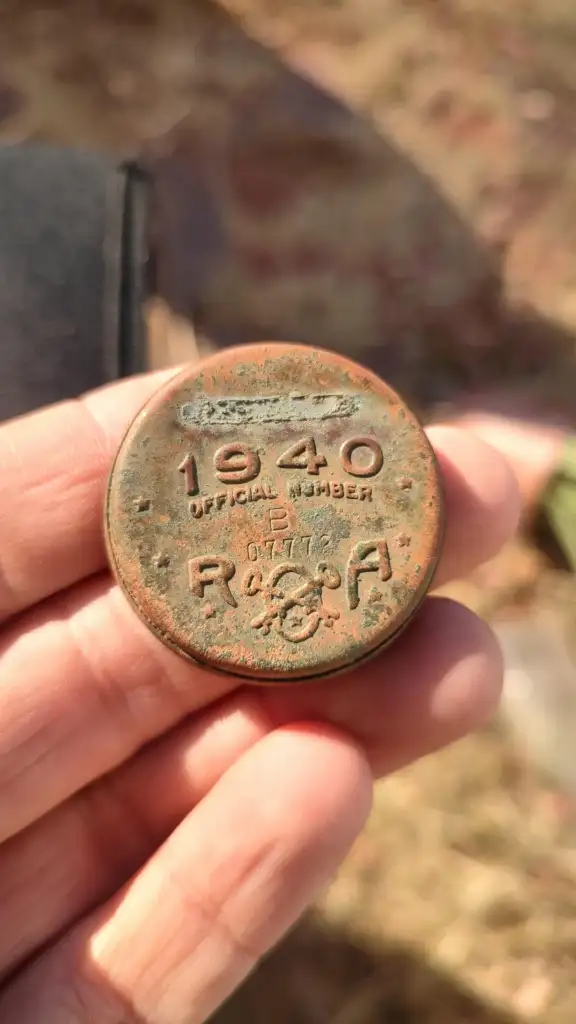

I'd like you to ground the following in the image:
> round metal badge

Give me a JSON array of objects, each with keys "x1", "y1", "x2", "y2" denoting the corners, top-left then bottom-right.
[{"x1": 105, "y1": 343, "x2": 444, "y2": 682}]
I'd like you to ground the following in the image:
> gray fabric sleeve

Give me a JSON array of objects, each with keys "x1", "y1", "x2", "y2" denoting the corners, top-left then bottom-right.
[{"x1": 0, "y1": 143, "x2": 148, "y2": 422}]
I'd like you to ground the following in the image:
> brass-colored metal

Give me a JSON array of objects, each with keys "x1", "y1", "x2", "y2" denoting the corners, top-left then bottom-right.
[{"x1": 105, "y1": 342, "x2": 444, "y2": 682}]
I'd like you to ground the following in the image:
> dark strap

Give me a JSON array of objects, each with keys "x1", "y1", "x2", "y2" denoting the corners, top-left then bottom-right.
[{"x1": 0, "y1": 143, "x2": 148, "y2": 422}]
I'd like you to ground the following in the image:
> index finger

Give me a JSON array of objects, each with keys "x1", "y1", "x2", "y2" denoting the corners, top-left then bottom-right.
[{"x1": 0, "y1": 370, "x2": 179, "y2": 623}]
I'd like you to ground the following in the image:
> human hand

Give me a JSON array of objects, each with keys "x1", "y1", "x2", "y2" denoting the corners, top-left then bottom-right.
[
  {"x1": 447, "y1": 410, "x2": 566, "y2": 515},
  {"x1": 0, "y1": 371, "x2": 518, "y2": 1023}
]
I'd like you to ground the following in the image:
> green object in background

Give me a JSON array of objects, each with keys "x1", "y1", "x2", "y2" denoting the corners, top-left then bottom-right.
[{"x1": 542, "y1": 435, "x2": 576, "y2": 573}]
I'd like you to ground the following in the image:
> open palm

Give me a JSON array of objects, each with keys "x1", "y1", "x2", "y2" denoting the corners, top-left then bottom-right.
[{"x1": 0, "y1": 370, "x2": 518, "y2": 1023}]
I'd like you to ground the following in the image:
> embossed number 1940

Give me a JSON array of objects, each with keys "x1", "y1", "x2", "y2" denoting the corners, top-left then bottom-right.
[{"x1": 179, "y1": 435, "x2": 383, "y2": 495}]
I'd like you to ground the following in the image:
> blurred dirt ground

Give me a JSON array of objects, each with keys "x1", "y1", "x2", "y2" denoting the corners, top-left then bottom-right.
[{"x1": 2, "y1": 1, "x2": 576, "y2": 1020}]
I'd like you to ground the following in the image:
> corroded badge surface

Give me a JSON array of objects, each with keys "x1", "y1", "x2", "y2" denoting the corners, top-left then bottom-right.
[{"x1": 106, "y1": 343, "x2": 444, "y2": 682}]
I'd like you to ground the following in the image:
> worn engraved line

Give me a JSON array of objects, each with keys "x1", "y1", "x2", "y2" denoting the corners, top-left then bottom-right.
[{"x1": 180, "y1": 393, "x2": 361, "y2": 425}]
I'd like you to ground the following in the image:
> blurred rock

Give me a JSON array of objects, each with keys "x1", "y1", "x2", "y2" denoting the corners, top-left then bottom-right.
[{"x1": 496, "y1": 611, "x2": 576, "y2": 798}]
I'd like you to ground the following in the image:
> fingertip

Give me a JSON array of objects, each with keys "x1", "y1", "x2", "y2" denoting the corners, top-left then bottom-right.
[
  {"x1": 352, "y1": 596, "x2": 505, "y2": 775},
  {"x1": 428, "y1": 425, "x2": 521, "y2": 585},
  {"x1": 82, "y1": 367, "x2": 185, "y2": 447},
  {"x1": 258, "y1": 722, "x2": 374, "y2": 838},
  {"x1": 426, "y1": 598, "x2": 504, "y2": 732}
]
